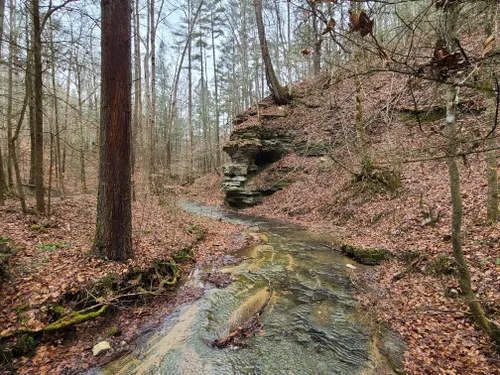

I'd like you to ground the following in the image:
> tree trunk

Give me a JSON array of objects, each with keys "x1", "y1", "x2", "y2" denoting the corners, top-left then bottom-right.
[
  {"x1": 188, "y1": 0, "x2": 194, "y2": 182},
  {"x1": 5, "y1": 0, "x2": 14, "y2": 190},
  {"x1": 486, "y1": 92, "x2": 498, "y2": 224},
  {"x1": 94, "y1": 0, "x2": 133, "y2": 261},
  {"x1": 50, "y1": 20, "x2": 65, "y2": 198},
  {"x1": 12, "y1": 92, "x2": 28, "y2": 214},
  {"x1": 32, "y1": 0, "x2": 45, "y2": 214},
  {"x1": 485, "y1": 0, "x2": 498, "y2": 224},
  {"x1": 211, "y1": 9, "x2": 220, "y2": 167},
  {"x1": 144, "y1": 0, "x2": 152, "y2": 184},
  {"x1": 0, "y1": 0, "x2": 5, "y2": 204},
  {"x1": 75, "y1": 54, "x2": 88, "y2": 194},
  {"x1": 62, "y1": 37, "x2": 73, "y2": 176},
  {"x1": 442, "y1": 3, "x2": 500, "y2": 343},
  {"x1": 254, "y1": 0, "x2": 289, "y2": 105},
  {"x1": 132, "y1": 0, "x2": 142, "y2": 201},
  {"x1": 150, "y1": 0, "x2": 156, "y2": 184},
  {"x1": 311, "y1": 1, "x2": 321, "y2": 75}
]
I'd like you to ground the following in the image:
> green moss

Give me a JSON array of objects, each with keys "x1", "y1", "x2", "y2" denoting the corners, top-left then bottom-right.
[
  {"x1": 108, "y1": 326, "x2": 122, "y2": 337},
  {"x1": 29, "y1": 224, "x2": 48, "y2": 233},
  {"x1": 14, "y1": 304, "x2": 29, "y2": 314},
  {"x1": 18, "y1": 334, "x2": 36, "y2": 354},
  {"x1": 44, "y1": 305, "x2": 108, "y2": 332},
  {"x1": 427, "y1": 253, "x2": 454, "y2": 276},
  {"x1": 51, "y1": 304, "x2": 66, "y2": 317},
  {"x1": 340, "y1": 243, "x2": 392, "y2": 265},
  {"x1": 173, "y1": 249, "x2": 195, "y2": 262}
]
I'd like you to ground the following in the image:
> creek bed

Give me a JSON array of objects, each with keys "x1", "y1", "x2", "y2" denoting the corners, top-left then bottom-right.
[{"x1": 93, "y1": 200, "x2": 402, "y2": 375}]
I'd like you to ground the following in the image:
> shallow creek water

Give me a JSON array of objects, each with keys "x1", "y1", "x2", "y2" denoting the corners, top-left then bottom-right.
[{"x1": 98, "y1": 201, "x2": 399, "y2": 375}]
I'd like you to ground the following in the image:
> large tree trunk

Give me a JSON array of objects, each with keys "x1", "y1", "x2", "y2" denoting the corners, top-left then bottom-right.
[
  {"x1": 253, "y1": 0, "x2": 290, "y2": 105},
  {"x1": 94, "y1": 0, "x2": 133, "y2": 261},
  {"x1": 32, "y1": 0, "x2": 45, "y2": 214}
]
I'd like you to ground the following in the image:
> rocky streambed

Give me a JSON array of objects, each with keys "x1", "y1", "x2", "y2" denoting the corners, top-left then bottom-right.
[{"x1": 88, "y1": 201, "x2": 403, "y2": 375}]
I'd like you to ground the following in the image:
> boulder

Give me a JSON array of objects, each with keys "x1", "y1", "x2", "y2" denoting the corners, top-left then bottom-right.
[
  {"x1": 340, "y1": 243, "x2": 392, "y2": 265},
  {"x1": 92, "y1": 341, "x2": 112, "y2": 357}
]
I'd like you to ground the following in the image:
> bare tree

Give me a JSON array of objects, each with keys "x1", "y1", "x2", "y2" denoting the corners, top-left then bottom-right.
[{"x1": 254, "y1": 0, "x2": 290, "y2": 105}]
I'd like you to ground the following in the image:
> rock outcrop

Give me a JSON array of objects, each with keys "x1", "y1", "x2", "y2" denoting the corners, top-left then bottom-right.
[{"x1": 222, "y1": 106, "x2": 294, "y2": 207}]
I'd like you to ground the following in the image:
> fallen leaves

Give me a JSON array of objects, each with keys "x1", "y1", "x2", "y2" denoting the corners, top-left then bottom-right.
[{"x1": 0, "y1": 194, "x2": 245, "y2": 374}]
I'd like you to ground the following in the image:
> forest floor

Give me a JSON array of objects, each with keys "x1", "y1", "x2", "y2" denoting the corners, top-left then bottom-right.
[
  {"x1": 0, "y1": 195, "x2": 248, "y2": 374},
  {"x1": 187, "y1": 73, "x2": 500, "y2": 374}
]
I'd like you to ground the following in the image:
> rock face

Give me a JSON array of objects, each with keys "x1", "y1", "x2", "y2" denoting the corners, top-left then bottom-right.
[{"x1": 222, "y1": 121, "x2": 293, "y2": 207}]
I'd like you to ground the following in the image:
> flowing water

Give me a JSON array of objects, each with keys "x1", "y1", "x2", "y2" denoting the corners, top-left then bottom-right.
[{"x1": 98, "y1": 201, "x2": 402, "y2": 375}]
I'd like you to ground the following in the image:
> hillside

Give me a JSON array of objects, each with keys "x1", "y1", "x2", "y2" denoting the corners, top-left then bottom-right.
[{"x1": 189, "y1": 71, "x2": 500, "y2": 375}]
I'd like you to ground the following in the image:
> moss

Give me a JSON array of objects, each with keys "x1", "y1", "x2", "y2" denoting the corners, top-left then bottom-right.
[
  {"x1": 427, "y1": 253, "x2": 454, "y2": 276},
  {"x1": 340, "y1": 243, "x2": 392, "y2": 265},
  {"x1": 17, "y1": 334, "x2": 36, "y2": 354},
  {"x1": 43, "y1": 305, "x2": 108, "y2": 332},
  {"x1": 155, "y1": 261, "x2": 179, "y2": 288},
  {"x1": 29, "y1": 224, "x2": 48, "y2": 233},
  {"x1": 50, "y1": 304, "x2": 66, "y2": 317},
  {"x1": 173, "y1": 249, "x2": 195, "y2": 262},
  {"x1": 108, "y1": 326, "x2": 122, "y2": 337}
]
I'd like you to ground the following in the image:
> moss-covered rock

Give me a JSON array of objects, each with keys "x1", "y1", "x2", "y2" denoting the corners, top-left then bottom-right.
[
  {"x1": 340, "y1": 243, "x2": 392, "y2": 265},
  {"x1": 427, "y1": 253, "x2": 454, "y2": 276}
]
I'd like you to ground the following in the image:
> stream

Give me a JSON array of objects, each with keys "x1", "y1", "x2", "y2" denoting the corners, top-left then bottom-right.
[{"x1": 96, "y1": 201, "x2": 403, "y2": 375}]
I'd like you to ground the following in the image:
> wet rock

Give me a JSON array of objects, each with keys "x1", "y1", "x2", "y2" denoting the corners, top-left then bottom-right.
[
  {"x1": 92, "y1": 341, "x2": 112, "y2": 356},
  {"x1": 202, "y1": 271, "x2": 234, "y2": 288},
  {"x1": 340, "y1": 243, "x2": 392, "y2": 265}
]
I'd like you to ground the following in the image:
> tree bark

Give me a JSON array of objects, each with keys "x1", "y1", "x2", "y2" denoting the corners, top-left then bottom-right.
[
  {"x1": 253, "y1": 0, "x2": 290, "y2": 105},
  {"x1": 50, "y1": 20, "x2": 65, "y2": 198},
  {"x1": 211, "y1": 8, "x2": 220, "y2": 167},
  {"x1": 32, "y1": 0, "x2": 45, "y2": 214},
  {"x1": 311, "y1": 1, "x2": 321, "y2": 75},
  {"x1": 485, "y1": 0, "x2": 498, "y2": 224},
  {"x1": 132, "y1": 0, "x2": 142, "y2": 201},
  {"x1": 94, "y1": 0, "x2": 133, "y2": 261},
  {"x1": 0, "y1": 0, "x2": 5, "y2": 205}
]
